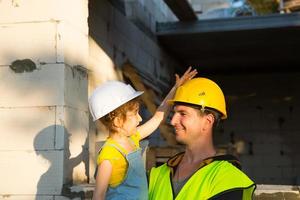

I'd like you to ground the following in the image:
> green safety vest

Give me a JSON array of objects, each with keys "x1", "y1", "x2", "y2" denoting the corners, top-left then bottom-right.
[{"x1": 149, "y1": 159, "x2": 256, "y2": 200}]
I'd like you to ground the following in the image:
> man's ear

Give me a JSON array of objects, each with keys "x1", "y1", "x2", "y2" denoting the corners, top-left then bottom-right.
[{"x1": 204, "y1": 113, "x2": 215, "y2": 128}]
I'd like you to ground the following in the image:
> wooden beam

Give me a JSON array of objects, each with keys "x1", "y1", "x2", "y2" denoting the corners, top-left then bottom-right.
[
  {"x1": 164, "y1": 0, "x2": 197, "y2": 21},
  {"x1": 146, "y1": 146, "x2": 184, "y2": 170},
  {"x1": 122, "y1": 62, "x2": 178, "y2": 146},
  {"x1": 284, "y1": 0, "x2": 300, "y2": 11}
]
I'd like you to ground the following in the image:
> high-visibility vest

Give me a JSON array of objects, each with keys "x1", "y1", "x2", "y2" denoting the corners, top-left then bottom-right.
[{"x1": 149, "y1": 160, "x2": 256, "y2": 200}]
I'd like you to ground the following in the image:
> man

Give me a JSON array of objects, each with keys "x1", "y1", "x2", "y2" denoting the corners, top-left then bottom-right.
[{"x1": 148, "y1": 77, "x2": 256, "y2": 200}]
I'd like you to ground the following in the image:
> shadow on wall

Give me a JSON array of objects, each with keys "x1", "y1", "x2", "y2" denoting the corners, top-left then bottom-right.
[{"x1": 34, "y1": 125, "x2": 88, "y2": 199}]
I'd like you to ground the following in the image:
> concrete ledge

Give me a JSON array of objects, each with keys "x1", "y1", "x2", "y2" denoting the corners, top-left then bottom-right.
[
  {"x1": 69, "y1": 184, "x2": 300, "y2": 199},
  {"x1": 69, "y1": 184, "x2": 94, "y2": 199},
  {"x1": 254, "y1": 185, "x2": 300, "y2": 199}
]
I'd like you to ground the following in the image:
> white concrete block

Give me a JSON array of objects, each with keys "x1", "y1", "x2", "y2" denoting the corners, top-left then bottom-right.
[
  {"x1": 0, "y1": 150, "x2": 64, "y2": 195},
  {"x1": 0, "y1": 195, "x2": 52, "y2": 200},
  {"x1": 65, "y1": 65, "x2": 88, "y2": 110},
  {"x1": 281, "y1": 140, "x2": 300, "y2": 154},
  {"x1": 106, "y1": 28, "x2": 125, "y2": 54},
  {"x1": 55, "y1": 106, "x2": 67, "y2": 150},
  {"x1": 53, "y1": 106, "x2": 89, "y2": 184},
  {"x1": 113, "y1": 5, "x2": 139, "y2": 39},
  {"x1": 0, "y1": 0, "x2": 88, "y2": 33},
  {"x1": 281, "y1": 116, "x2": 300, "y2": 131},
  {"x1": 55, "y1": 105, "x2": 88, "y2": 146},
  {"x1": 0, "y1": 0, "x2": 61, "y2": 23},
  {"x1": 87, "y1": 36, "x2": 119, "y2": 89},
  {"x1": 57, "y1": 22, "x2": 89, "y2": 67},
  {"x1": 63, "y1": 107, "x2": 89, "y2": 183},
  {"x1": 55, "y1": 106, "x2": 89, "y2": 153},
  {"x1": 89, "y1": 0, "x2": 113, "y2": 24},
  {"x1": 54, "y1": 196, "x2": 71, "y2": 200},
  {"x1": 59, "y1": 0, "x2": 89, "y2": 34},
  {"x1": 35, "y1": 196, "x2": 54, "y2": 200},
  {"x1": 253, "y1": 142, "x2": 282, "y2": 155},
  {"x1": 135, "y1": 50, "x2": 157, "y2": 79},
  {"x1": 0, "y1": 107, "x2": 56, "y2": 151},
  {"x1": 123, "y1": 40, "x2": 138, "y2": 62},
  {"x1": 0, "y1": 64, "x2": 64, "y2": 107},
  {"x1": 0, "y1": 21, "x2": 57, "y2": 65},
  {"x1": 88, "y1": 13, "x2": 109, "y2": 42},
  {"x1": 253, "y1": 166, "x2": 282, "y2": 180}
]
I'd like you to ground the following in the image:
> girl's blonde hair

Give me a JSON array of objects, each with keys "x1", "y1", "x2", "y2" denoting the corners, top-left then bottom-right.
[{"x1": 99, "y1": 98, "x2": 140, "y2": 133}]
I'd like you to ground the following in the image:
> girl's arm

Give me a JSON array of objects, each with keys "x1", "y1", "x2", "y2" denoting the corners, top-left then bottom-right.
[
  {"x1": 92, "y1": 160, "x2": 112, "y2": 200},
  {"x1": 138, "y1": 67, "x2": 197, "y2": 139}
]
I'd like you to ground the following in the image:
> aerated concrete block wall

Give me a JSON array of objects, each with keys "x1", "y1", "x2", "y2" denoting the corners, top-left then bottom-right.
[
  {"x1": 0, "y1": 0, "x2": 89, "y2": 199},
  {"x1": 212, "y1": 72, "x2": 300, "y2": 186},
  {"x1": 88, "y1": 0, "x2": 178, "y2": 92}
]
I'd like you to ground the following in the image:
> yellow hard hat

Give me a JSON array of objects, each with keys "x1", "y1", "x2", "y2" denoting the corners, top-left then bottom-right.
[{"x1": 169, "y1": 77, "x2": 227, "y2": 119}]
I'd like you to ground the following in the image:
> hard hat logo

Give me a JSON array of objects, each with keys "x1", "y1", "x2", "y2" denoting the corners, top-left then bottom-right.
[
  {"x1": 198, "y1": 92, "x2": 206, "y2": 96},
  {"x1": 88, "y1": 81, "x2": 144, "y2": 121},
  {"x1": 169, "y1": 77, "x2": 227, "y2": 119}
]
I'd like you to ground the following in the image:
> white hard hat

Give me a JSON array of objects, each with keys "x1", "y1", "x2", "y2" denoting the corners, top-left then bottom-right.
[{"x1": 89, "y1": 81, "x2": 144, "y2": 121}]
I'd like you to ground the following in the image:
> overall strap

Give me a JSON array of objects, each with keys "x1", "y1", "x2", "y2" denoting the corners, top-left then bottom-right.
[
  {"x1": 94, "y1": 142, "x2": 127, "y2": 179},
  {"x1": 101, "y1": 142, "x2": 127, "y2": 157}
]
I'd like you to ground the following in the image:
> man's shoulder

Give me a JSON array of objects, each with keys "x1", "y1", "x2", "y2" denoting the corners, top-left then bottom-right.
[
  {"x1": 211, "y1": 154, "x2": 242, "y2": 169},
  {"x1": 209, "y1": 155, "x2": 246, "y2": 177},
  {"x1": 151, "y1": 162, "x2": 169, "y2": 173},
  {"x1": 208, "y1": 157, "x2": 255, "y2": 187}
]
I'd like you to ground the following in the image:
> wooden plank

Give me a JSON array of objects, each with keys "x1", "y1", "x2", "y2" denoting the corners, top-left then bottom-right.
[
  {"x1": 146, "y1": 148, "x2": 156, "y2": 171},
  {"x1": 122, "y1": 62, "x2": 178, "y2": 145},
  {"x1": 153, "y1": 146, "x2": 184, "y2": 157},
  {"x1": 146, "y1": 146, "x2": 184, "y2": 170},
  {"x1": 284, "y1": 0, "x2": 300, "y2": 11},
  {"x1": 163, "y1": 0, "x2": 197, "y2": 21}
]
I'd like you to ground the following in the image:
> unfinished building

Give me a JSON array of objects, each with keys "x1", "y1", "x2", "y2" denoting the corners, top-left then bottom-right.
[{"x1": 1, "y1": 0, "x2": 300, "y2": 199}]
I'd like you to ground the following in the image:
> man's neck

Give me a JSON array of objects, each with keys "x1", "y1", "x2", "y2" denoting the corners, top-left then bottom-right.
[{"x1": 184, "y1": 139, "x2": 216, "y2": 163}]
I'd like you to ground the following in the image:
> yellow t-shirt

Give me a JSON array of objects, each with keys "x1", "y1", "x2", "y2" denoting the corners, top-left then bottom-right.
[{"x1": 97, "y1": 132, "x2": 141, "y2": 187}]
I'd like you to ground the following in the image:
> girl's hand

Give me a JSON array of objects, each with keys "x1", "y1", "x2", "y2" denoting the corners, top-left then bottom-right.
[
  {"x1": 175, "y1": 66, "x2": 198, "y2": 88},
  {"x1": 138, "y1": 66, "x2": 197, "y2": 140}
]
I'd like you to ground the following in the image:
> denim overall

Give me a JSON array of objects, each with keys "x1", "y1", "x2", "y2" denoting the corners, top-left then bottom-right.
[{"x1": 103, "y1": 143, "x2": 148, "y2": 200}]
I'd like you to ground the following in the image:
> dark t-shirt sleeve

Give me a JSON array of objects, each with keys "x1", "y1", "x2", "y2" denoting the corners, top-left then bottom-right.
[{"x1": 210, "y1": 190, "x2": 243, "y2": 200}]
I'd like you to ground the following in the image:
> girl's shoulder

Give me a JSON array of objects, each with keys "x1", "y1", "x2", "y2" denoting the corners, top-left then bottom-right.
[
  {"x1": 97, "y1": 139, "x2": 127, "y2": 164},
  {"x1": 97, "y1": 131, "x2": 141, "y2": 162}
]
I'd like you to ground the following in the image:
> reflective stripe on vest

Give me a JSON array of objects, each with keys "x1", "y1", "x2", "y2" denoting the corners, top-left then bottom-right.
[{"x1": 149, "y1": 160, "x2": 255, "y2": 200}]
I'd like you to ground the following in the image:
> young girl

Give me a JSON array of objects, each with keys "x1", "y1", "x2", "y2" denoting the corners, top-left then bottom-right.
[{"x1": 89, "y1": 67, "x2": 197, "y2": 200}]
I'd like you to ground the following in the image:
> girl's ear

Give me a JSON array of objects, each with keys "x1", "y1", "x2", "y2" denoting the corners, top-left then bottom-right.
[{"x1": 113, "y1": 116, "x2": 123, "y2": 128}]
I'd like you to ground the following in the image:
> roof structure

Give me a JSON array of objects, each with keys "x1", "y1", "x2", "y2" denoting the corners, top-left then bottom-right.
[{"x1": 157, "y1": 2, "x2": 300, "y2": 74}]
